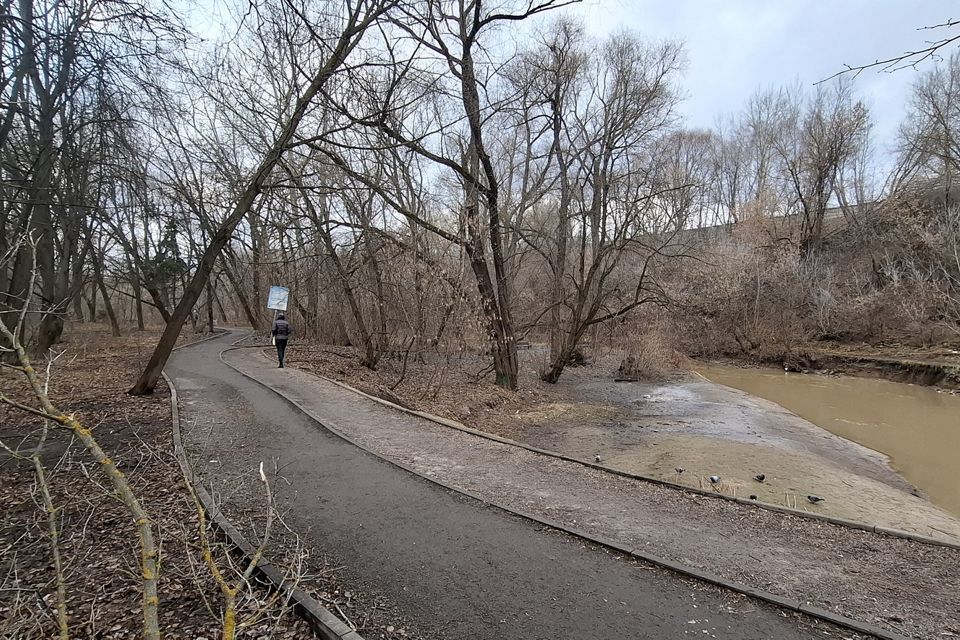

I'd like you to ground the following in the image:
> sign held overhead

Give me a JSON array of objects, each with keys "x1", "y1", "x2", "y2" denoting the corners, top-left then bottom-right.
[{"x1": 266, "y1": 286, "x2": 289, "y2": 311}]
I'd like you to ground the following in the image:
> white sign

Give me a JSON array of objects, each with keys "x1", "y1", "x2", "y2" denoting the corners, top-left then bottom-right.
[{"x1": 266, "y1": 286, "x2": 289, "y2": 311}]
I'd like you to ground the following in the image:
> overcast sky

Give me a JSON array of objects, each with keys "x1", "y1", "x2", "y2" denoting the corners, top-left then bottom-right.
[{"x1": 561, "y1": 0, "x2": 957, "y2": 159}]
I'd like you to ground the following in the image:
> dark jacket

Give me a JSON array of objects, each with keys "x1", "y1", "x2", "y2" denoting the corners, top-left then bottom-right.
[{"x1": 272, "y1": 318, "x2": 292, "y2": 340}]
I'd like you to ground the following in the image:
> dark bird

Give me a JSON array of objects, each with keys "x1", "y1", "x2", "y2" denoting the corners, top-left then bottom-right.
[
  {"x1": 675, "y1": 467, "x2": 685, "y2": 474},
  {"x1": 709, "y1": 475, "x2": 721, "y2": 484},
  {"x1": 807, "y1": 495, "x2": 824, "y2": 504},
  {"x1": 754, "y1": 474, "x2": 765, "y2": 483},
  {"x1": 594, "y1": 455, "x2": 602, "y2": 463},
  {"x1": 749, "y1": 494, "x2": 758, "y2": 500}
]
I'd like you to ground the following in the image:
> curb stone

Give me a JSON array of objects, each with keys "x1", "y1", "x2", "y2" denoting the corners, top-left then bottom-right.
[
  {"x1": 181, "y1": 328, "x2": 229, "y2": 345},
  {"x1": 163, "y1": 332, "x2": 365, "y2": 640},
  {"x1": 221, "y1": 338, "x2": 912, "y2": 640}
]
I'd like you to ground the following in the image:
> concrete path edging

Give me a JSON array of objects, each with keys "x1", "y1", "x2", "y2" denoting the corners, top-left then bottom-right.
[
  {"x1": 163, "y1": 333, "x2": 365, "y2": 640},
  {"x1": 221, "y1": 341, "x2": 909, "y2": 640},
  {"x1": 289, "y1": 347, "x2": 960, "y2": 551}
]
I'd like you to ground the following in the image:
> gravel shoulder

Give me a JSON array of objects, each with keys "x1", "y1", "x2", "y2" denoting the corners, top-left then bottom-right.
[{"x1": 233, "y1": 345, "x2": 960, "y2": 640}]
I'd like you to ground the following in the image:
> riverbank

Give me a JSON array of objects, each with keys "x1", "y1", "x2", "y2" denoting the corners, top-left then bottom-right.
[
  {"x1": 509, "y1": 359, "x2": 960, "y2": 539},
  {"x1": 698, "y1": 362, "x2": 960, "y2": 521},
  {"x1": 714, "y1": 341, "x2": 960, "y2": 390}
]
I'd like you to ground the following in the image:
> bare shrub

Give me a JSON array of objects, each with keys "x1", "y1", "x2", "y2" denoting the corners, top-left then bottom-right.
[{"x1": 618, "y1": 324, "x2": 690, "y2": 381}]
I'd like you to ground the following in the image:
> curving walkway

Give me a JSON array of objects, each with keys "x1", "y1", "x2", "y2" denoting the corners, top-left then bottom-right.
[{"x1": 167, "y1": 330, "x2": 865, "y2": 640}]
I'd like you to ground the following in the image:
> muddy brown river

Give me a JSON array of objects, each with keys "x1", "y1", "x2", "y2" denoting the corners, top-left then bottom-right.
[{"x1": 698, "y1": 364, "x2": 960, "y2": 518}]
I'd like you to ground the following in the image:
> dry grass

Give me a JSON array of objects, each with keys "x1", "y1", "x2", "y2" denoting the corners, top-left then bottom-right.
[
  {"x1": 275, "y1": 328, "x2": 690, "y2": 441},
  {"x1": 282, "y1": 341, "x2": 553, "y2": 439}
]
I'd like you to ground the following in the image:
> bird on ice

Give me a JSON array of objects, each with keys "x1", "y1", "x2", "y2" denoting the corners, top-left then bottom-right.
[
  {"x1": 709, "y1": 475, "x2": 721, "y2": 484},
  {"x1": 594, "y1": 455, "x2": 602, "y2": 463},
  {"x1": 675, "y1": 467, "x2": 684, "y2": 474},
  {"x1": 754, "y1": 473, "x2": 765, "y2": 483},
  {"x1": 807, "y1": 495, "x2": 825, "y2": 504}
]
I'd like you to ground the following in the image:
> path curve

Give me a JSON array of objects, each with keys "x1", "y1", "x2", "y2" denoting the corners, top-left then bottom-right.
[
  {"x1": 223, "y1": 341, "x2": 957, "y2": 640},
  {"x1": 168, "y1": 330, "x2": 864, "y2": 640}
]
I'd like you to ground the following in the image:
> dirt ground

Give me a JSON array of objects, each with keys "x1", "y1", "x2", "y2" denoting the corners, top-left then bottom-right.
[
  {"x1": 282, "y1": 339, "x2": 960, "y2": 540},
  {"x1": 281, "y1": 342, "x2": 550, "y2": 441},
  {"x1": 0, "y1": 324, "x2": 313, "y2": 639}
]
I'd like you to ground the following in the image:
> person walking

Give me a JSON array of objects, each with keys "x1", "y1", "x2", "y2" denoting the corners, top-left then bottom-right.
[{"x1": 271, "y1": 313, "x2": 292, "y2": 368}]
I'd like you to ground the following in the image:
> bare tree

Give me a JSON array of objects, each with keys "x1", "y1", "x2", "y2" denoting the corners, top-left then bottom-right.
[
  {"x1": 506, "y1": 18, "x2": 586, "y2": 366},
  {"x1": 517, "y1": 31, "x2": 689, "y2": 382},
  {"x1": 895, "y1": 51, "x2": 960, "y2": 203},
  {"x1": 0, "y1": 0, "x2": 183, "y2": 354},
  {"x1": 770, "y1": 82, "x2": 870, "y2": 258},
  {"x1": 309, "y1": 0, "x2": 579, "y2": 390},
  {"x1": 129, "y1": 0, "x2": 397, "y2": 395},
  {"x1": 821, "y1": 18, "x2": 960, "y2": 82}
]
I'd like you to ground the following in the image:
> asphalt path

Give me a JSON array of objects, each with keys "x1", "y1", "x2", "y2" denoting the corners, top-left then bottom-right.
[{"x1": 168, "y1": 330, "x2": 848, "y2": 640}]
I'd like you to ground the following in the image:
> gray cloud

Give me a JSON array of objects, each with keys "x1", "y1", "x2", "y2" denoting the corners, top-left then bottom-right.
[{"x1": 564, "y1": 0, "x2": 956, "y2": 158}]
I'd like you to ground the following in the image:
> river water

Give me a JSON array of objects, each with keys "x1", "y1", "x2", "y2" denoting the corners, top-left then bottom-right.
[{"x1": 698, "y1": 364, "x2": 960, "y2": 518}]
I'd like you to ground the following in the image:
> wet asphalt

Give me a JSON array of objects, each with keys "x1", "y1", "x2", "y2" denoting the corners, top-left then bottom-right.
[{"x1": 167, "y1": 330, "x2": 846, "y2": 640}]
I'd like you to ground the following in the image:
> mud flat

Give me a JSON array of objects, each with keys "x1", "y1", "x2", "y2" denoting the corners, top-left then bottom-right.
[{"x1": 512, "y1": 364, "x2": 960, "y2": 542}]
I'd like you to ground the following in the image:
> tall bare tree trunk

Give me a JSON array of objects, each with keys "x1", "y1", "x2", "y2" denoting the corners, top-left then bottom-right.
[
  {"x1": 131, "y1": 268, "x2": 145, "y2": 330},
  {"x1": 221, "y1": 252, "x2": 262, "y2": 330},
  {"x1": 548, "y1": 85, "x2": 571, "y2": 364},
  {"x1": 96, "y1": 274, "x2": 121, "y2": 337},
  {"x1": 206, "y1": 277, "x2": 215, "y2": 333},
  {"x1": 85, "y1": 287, "x2": 97, "y2": 321}
]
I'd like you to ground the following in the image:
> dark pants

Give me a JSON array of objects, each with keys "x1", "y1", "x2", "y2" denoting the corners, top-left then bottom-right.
[{"x1": 275, "y1": 339, "x2": 288, "y2": 367}]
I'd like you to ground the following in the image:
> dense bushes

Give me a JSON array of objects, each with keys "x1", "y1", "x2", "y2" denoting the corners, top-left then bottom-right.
[{"x1": 670, "y1": 197, "x2": 960, "y2": 361}]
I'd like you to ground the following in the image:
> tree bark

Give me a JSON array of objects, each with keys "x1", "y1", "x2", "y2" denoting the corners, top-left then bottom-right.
[
  {"x1": 221, "y1": 251, "x2": 262, "y2": 330},
  {"x1": 205, "y1": 277, "x2": 215, "y2": 333},
  {"x1": 548, "y1": 85, "x2": 572, "y2": 363},
  {"x1": 130, "y1": 260, "x2": 145, "y2": 330},
  {"x1": 90, "y1": 241, "x2": 121, "y2": 337},
  {"x1": 97, "y1": 277, "x2": 121, "y2": 337},
  {"x1": 85, "y1": 287, "x2": 97, "y2": 321},
  {"x1": 461, "y1": 36, "x2": 518, "y2": 390}
]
